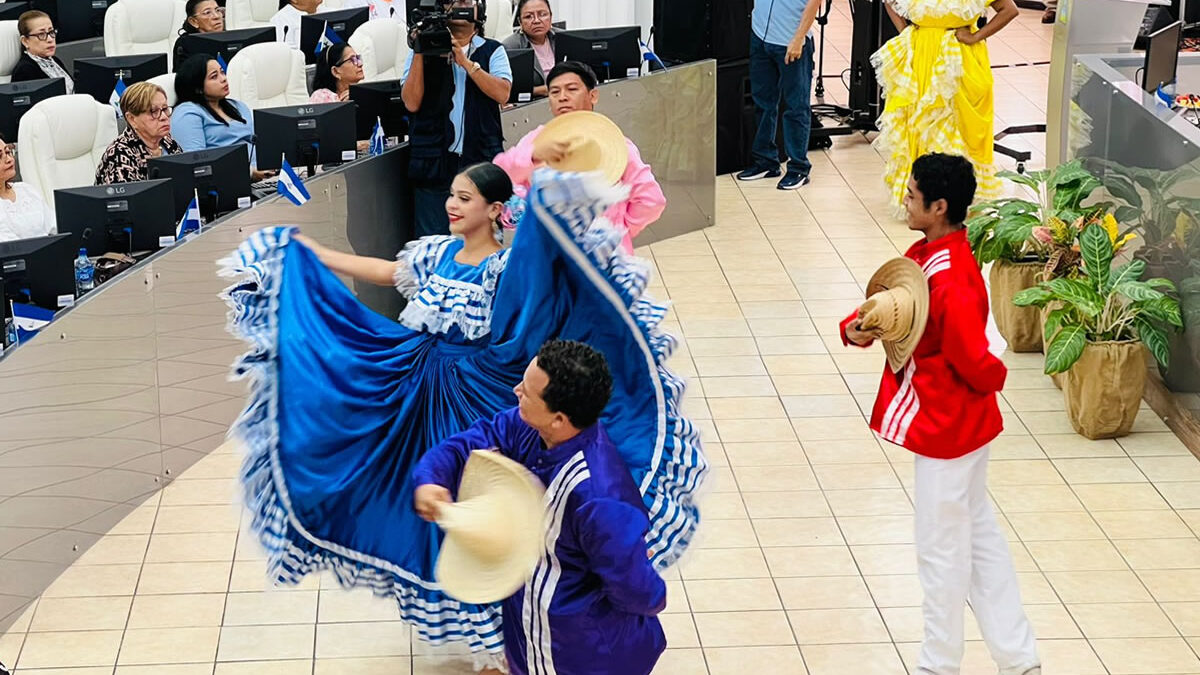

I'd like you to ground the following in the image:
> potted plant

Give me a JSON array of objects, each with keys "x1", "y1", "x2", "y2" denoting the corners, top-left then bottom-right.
[
  {"x1": 967, "y1": 161, "x2": 1105, "y2": 352},
  {"x1": 1013, "y1": 224, "x2": 1183, "y2": 439}
]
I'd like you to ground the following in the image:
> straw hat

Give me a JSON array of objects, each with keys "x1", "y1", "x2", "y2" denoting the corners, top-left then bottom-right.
[
  {"x1": 435, "y1": 451, "x2": 546, "y2": 604},
  {"x1": 859, "y1": 258, "x2": 930, "y2": 374},
  {"x1": 532, "y1": 111, "x2": 630, "y2": 185}
]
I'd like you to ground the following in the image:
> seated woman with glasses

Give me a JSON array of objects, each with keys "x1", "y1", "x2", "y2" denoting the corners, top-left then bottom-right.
[
  {"x1": 173, "y1": 0, "x2": 226, "y2": 70},
  {"x1": 95, "y1": 82, "x2": 183, "y2": 185},
  {"x1": 172, "y1": 55, "x2": 274, "y2": 182},
  {"x1": 11, "y1": 10, "x2": 74, "y2": 93},
  {"x1": 0, "y1": 138, "x2": 55, "y2": 244},
  {"x1": 501, "y1": 0, "x2": 556, "y2": 97},
  {"x1": 310, "y1": 42, "x2": 364, "y2": 103},
  {"x1": 271, "y1": 0, "x2": 323, "y2": 50}
]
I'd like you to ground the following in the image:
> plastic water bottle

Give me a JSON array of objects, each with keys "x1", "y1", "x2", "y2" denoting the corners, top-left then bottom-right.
[
  {"x1": 74, "y1": 248, "x2": 95, "y2": 296},
  {"x1": 3, "y1": 316, "x2": 15, "y2": 348}
]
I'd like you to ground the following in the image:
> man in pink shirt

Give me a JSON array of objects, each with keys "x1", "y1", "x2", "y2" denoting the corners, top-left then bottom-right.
[{"x1": 493, "y1": 61, "x2": 667, "y2": 252}]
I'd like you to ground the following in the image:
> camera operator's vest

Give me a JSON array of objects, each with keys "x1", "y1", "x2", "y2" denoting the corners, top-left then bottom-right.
[{"x1": 408, "y1": 37, "x2": 505, "y2": 184}]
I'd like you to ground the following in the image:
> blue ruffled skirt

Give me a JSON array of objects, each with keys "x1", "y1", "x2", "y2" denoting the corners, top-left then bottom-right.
[{"x1": 219, "y1": 171, "x2": 707, "y2": 659}]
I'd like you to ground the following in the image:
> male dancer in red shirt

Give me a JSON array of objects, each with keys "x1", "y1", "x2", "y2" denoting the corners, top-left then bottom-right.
[{"x1": 841, "y1": 154, "x2": 1040, "y2": 675}]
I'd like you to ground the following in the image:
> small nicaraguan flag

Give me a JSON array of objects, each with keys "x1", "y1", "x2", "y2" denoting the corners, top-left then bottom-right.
[
  {"x1": 1157, "y1": 83, "x2": 1174, "y2": 107},
  {"x1": 369, "y1": 116, "x2": 386, "y2": 156},
  {"x1": 277, "y1": 157, "x2": 311, "y2": 206},
  {"x1": 176, "y1": 193, "x2": 202, "y2": 240},
  {"x1": 11, "y1": 301, "x2": 53, "y2": 343},
  {"x1": 314, "y1": 21, "x2": 339, "y2": 56},
  {"x1": 639, "y1": 39, "x2": 665, "y2": 70},
  {"x1": 108, "y1": 75, "x2": 127, "y2": 116},
  {"x1": 216, "y1": 53, "x2": 228, "y2": 73}
]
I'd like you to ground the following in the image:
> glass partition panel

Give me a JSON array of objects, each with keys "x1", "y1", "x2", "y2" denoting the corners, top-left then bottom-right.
[{"x1": 1069, "y1": 53, "x2": 1200, "y2": 420}]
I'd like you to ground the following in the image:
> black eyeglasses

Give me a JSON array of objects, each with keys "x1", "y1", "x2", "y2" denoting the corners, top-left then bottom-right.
[
  {"x1": 23, "y1": 29, "x2": 57, "y2": 42},
  {"x1": 336, "y1": 54, "x2": 363, "y2": 67}
]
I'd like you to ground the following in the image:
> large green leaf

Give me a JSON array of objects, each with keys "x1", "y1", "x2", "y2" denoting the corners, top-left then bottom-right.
[
  {"x1": 1045, "y1": 324, "x2": 1088, "y2": 375},
  {"x1": 978, "y1": 236, "x2": 1014, "y2": 265},
  {"x1": 1054, "y1": 175, "x2": 1103, "y2": 212},
  {"x1": 994, "y1": 218, "x2": 1036, "y2": 246},
  {"x1": 1114, "y1": 281, "x2": 1165, "y2": 303},
  {"x1": 1106, "y1": 259, "x2": 1147, "y2": 293},
  {"x1": 1135, "y1": 316, "x2": 1170, "y2": 369},
  {"x1": 1104, "y1": 176, "x2": 1143, "y2": 209},
  {"x1": 997, "y1": 200, "x2": 1039, "y2": 217},
  {"x1": 1078, "y1": 224, "x2": 1114, "y2": 291},
  {"x1": 1138, "y1": 296, "x2": 1184, "y2": 329},
  {"x1": 999, "y1": 169, "x2": 1046, "y2": 192},
  {"x1": 1114, "y1": 205, "x2": 1143, "y2": 225},
  {"x1": 1146, "y1": 277, "x2": 1178, "y2": 292},
  {"x1": 1013, "y1": 286, "x2": 1054, "y2": 307},
  {"x1": 1050, "y1": 161, "x2": 1090, "y2": 187},
  {"x1": 1045, "y1": 277, "x2": 1105, "y2": 317},
  {"x1": 1044, "y1": 307, "x2": 1070, "y2": 342}
]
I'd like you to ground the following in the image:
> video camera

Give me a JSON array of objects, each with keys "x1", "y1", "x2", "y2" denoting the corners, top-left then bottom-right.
[{"x1": 408, "y1": 0, "x2": 484, "y2": 56}]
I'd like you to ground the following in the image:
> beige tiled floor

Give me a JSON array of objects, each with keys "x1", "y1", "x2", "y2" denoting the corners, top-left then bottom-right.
[{"x1": 6, "y1": 10, "x2": 1200, "y2": 675}]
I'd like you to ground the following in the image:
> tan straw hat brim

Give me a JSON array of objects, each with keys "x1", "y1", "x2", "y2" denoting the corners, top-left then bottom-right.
[
  {"x1": 435, "y1": 451, "x2": 546, "y2": 604},
  {"x1": 865, "y1": 258, "x2": 930, "y2": 374},
  {"x1": 533, "y1": 110, "x2": 630, "y2": 185}
]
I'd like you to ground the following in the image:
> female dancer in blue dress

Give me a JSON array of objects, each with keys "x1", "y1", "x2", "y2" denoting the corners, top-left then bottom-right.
[{"x1": 220, "y1": 161, "x2": 707, "y2": 670}]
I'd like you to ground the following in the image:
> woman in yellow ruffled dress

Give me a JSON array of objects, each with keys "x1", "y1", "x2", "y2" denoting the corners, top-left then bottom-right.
[{"x1": 874, "y1": 0, "x2": 1019, "y2": 214}]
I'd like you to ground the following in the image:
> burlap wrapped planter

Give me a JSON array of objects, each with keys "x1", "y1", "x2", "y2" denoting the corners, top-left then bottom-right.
[
  {"x1": 990, "y1": 259, "x2": 1044, "y2": 353},
  {"x1": 1063, "y1": 341, "x2": 1146, "y2": 439}
]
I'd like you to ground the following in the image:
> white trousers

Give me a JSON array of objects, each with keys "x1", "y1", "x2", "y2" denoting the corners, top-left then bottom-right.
[{"x1": 914, "y1": 446, "x2": 1040, "y2": 675}]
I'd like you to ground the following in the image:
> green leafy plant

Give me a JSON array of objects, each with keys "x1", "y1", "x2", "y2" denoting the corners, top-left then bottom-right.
[
  {"x1": 1012, "y1": 223, "x2": 1183, "y2": 375},
  {"x1": 967, "y1": 160, "x2": 1105, "y2": 265}
]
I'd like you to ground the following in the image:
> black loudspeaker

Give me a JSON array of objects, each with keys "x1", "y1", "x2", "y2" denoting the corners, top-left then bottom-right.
[
  {"x1": 654, "y1": 0, "x2": 752, "y2": 64},
  {"x1": 717, "y1": 59, "x2": 753, "y2": 175}
]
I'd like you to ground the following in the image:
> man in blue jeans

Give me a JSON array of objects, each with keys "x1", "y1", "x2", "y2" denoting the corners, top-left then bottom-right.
[{"x1": 738, "y1": 0, "x2": 821, "y2": 190}]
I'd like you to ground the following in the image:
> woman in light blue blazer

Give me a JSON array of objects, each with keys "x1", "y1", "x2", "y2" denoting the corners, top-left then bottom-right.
[{"x1": 172, "y1": 54, "x2": 273, "y2": 181}]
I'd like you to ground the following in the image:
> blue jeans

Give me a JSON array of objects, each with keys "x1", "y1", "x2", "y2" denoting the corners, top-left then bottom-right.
[
  {"x1": 749, "y1": 33, "x2": 814, "y2": 176},
  {"x1": 413, "y1": 183, "x2": 452, "y2": 237}
]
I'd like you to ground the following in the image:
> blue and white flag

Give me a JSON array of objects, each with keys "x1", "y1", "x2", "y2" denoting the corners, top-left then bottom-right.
[
  {"x1": 640, "y1": 40, "x2": 666, "y2": 71},
  {"x1": 216, "y1": 52, "x2": 228, "y2": 73},
  {"x1": 314, "y1": 21, "x2": 340, "y2": 56},
  {"x1": 369, "y1": 116, "x2": 386, "y2": 156},
  {"x1": 108, "y1": 76, "x2": 127, "y2": 117},
  {"x1": 11, "y1": 301, "x2": 53, "y2": 343},
  {"x1": 277, "y1": 158, "x2": 311, "y2": 206},
  {"x1": 176, "y1": 193, "x2": 202, "y2": 239}
]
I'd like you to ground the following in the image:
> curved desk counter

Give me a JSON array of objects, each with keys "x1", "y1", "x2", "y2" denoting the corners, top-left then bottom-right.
[{"x1": 0, "y1": 60, "x2": 716, "y2": 632}]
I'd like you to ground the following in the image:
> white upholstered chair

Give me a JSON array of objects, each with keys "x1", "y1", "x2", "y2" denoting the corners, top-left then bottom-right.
[
  {"x1": 348, "y1": 19, "x2": 409, "y2": 82},
  {"x1": 103, "y1": 0, "x2": 188, "y2": 70},
  {"x1": 225, "y1": 42, "x2": 310, "y2": 109},
  {"x1": 16, "y1": 95, "x2": 119, "y2": 207}
]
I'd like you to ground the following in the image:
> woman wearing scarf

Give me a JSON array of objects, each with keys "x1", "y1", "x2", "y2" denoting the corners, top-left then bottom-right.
[{"x1": 11, "y1": 11, "x2": 74, "y2": 94}]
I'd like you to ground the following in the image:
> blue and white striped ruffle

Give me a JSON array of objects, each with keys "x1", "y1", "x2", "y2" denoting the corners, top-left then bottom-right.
[{"x1": 528, "y1": 169, "x2": 709, "y2": 570}]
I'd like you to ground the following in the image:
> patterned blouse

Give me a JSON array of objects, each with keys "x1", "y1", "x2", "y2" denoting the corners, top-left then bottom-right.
[{"x1": 94, "y1": 127, "x2": 183, "y2": 185}]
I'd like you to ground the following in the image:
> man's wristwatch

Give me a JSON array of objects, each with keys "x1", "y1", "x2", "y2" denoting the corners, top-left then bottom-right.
[{"x1": 470, "y1": 62, "x2": 482, "y2": 74}]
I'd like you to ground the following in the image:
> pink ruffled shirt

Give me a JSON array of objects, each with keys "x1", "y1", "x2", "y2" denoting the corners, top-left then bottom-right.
[{"x1": 493, "y1": 126, "x2": 666, "y2": 252}]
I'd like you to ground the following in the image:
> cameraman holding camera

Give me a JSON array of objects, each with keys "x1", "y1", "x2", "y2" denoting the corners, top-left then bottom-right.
[{"x1": 401, "y1": 0, "x2": 512, "y2": 236}]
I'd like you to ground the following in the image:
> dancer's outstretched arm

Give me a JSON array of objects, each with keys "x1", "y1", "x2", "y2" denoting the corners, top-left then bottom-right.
[{"x1": 293, "y1": 234, "x2": 398, "y2": 287}]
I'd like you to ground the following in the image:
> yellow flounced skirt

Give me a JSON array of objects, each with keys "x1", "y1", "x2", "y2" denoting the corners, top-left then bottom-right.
[{"x1": 872, "y1": 20, "x2": 1001, "y2": 215}]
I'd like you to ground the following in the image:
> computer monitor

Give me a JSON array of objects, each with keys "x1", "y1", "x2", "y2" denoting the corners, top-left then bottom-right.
[
  {"x1": 555, "y1": 26, "x2": 641, "y2": 83},
  {"x1": 254, "y1": 102, "x2": 357, "y2": 173},
  {"x1": 0, "y1": 78, "x2": 66, "y2": 141},
  {"x1": 30, "y1": 0, "x2": 109, "y2": 42},
  {"x1": 349, "y1": 79, "x2": 408, "y2": 142},
  {"x1": 73, "y1": 54, "x2": 169, "y2": 104},
  {"x1": 1144, "y1": 20, "x2": 1183, "y2": 94},
  {"x1": 300, "y1": 8, "x2": 370, "y2": 65},
  {"x1": 148, "y1": 144, "x2": 252, "y2": 222},
  {"x1": 176, "y1": 27, "x2": 276, "y2": 67},
  {"x1": 507, "y1": 48, "x2": 537, "y2": 104},
  {"x1": 0, "y1": 2, "x2": 30, "y2": 20},
  {"x1": 53, "y1": 180, "x2": 178, "y2": 255},
  {"x1": 0, "y1": 233, "x2": 76, "y2": 313}
]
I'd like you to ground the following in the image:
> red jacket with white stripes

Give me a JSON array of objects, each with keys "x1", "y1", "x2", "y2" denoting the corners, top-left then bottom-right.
[{"x1": 840, "y1": 229, "x2": 1006, "y2": 460}]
